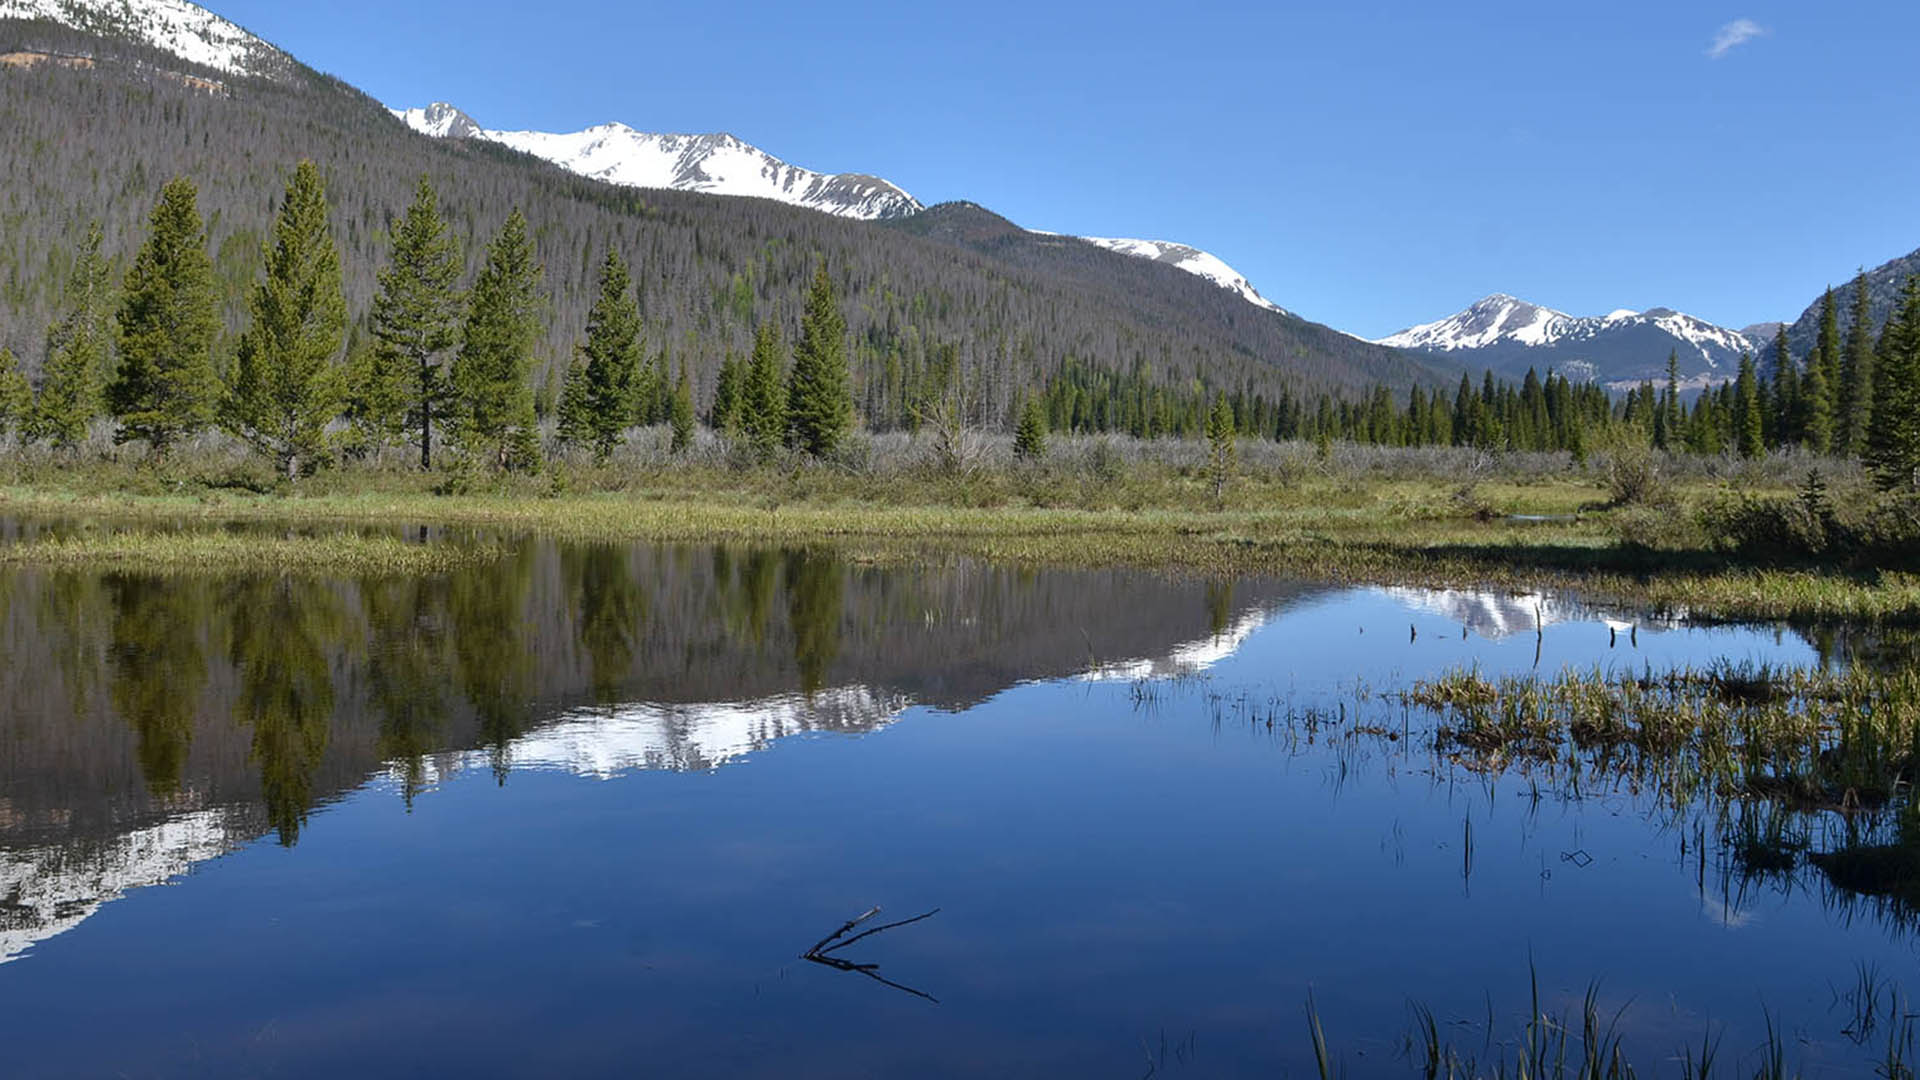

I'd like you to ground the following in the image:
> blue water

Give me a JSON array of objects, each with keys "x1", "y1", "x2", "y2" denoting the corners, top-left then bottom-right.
[{"x1": 0, "y1": 549, "x2": 1906, "y2": 1078}]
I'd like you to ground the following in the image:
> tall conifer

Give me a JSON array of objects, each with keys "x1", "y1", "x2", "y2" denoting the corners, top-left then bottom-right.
[
  {"x1": 742, "y1": 320, "x2": 787, "y2": 460},
  {"x1": 366, "y1": 176, "x2": 463, "y2": 469},
  {"x1": 36, "y1": 222, "x2": 113, "y2": 449},
  {"x1": 561, "y1": 248, "x2": 642, "y2": 463},
  {"x1": 785, "y1": 265, "x2": 852, "y2": 457},
  {"x1": 224, "y1": 160, "x2": 347, "y2": 479},
  {"x1": 1770, "y1": 327, "x2": 1799, "y2": 447},
  {"x1": 111, "y1": 178, "x2": 219, "y2": 453},
  {"x1": 1838, "y1": 271, "x2": 1877, "y2": 457},
  {"x1": 1867, "y1": 277, "x2": 1920, "y2": 490},
  {"x1": 454, "y1": 209, "x2": 544, "y2": 470},
  {"x1": 1734, "y1": 353, "x2": 1763, "y2": 460}
]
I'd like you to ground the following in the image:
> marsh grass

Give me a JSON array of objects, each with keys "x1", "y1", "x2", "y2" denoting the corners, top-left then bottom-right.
[{"x1": 0, "y1": 528, "x2": 501, "y2": 575}]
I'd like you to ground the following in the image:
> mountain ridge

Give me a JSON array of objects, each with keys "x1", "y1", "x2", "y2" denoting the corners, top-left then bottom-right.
[
  {"x1": 393, "y1": 100, "x2": 1293, "y2": 322},
  {"x1": 1378, "y1": 293, "x2": 1759, "y2": 387}
]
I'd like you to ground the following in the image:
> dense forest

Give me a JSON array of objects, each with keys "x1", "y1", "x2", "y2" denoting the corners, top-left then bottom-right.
[
  {"x1": 0, "y1": 16, "x2": 1445, "y2": 437},
  {"x1": 3, "y1": 14, "x2": 1918, "y2": 488}
]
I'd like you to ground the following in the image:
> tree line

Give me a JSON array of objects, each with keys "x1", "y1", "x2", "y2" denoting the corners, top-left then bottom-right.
[
  {"x1": 5, "y1": 157, "x2": 1918, "y2": 489},
  {"x1": 0, "y1": 165, "x2": 866, "y2": 474}
]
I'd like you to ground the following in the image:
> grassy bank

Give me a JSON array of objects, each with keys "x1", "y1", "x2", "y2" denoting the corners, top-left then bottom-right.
[
  {"x1": 0, "y1": 528, "x2": 502, "y2": 575},
  {"x1": 0, "y1": 440, "x2": 1910, "y2": 623}
]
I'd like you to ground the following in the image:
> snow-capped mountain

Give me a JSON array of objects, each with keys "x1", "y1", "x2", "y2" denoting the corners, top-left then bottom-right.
[
  {"x1": 393, "y1": 102, "x2": 1291, "y2": 316},
  {"x1": 392, "y1": 101, "x2": 480, "y2": 140},
  {"x1": 1377, "y1": 294, "x2": 1758, "y2": 386},
  {"x1": 0, "y1": 0, "x2": 291, "y2": 79},
  {"x1": 1077, "y1": 237, "x2": 1286, "y2": 315},
  {"x1": 393, "y1": 104, "x2": 923, "y2": 222}
]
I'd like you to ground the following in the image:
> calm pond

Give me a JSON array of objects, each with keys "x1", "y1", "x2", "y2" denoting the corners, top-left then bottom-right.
[{"x1": 0, "y1": 537, "x2": 1912, "y2": 1077}]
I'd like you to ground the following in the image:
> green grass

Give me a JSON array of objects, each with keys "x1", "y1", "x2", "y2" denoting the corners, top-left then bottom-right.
[
  {"x1": 0, "y1": 458, "x2": 1908, "y2": 624},
  {"x1": 0, "y1": 528, "x2": 501, "y2": 575}
]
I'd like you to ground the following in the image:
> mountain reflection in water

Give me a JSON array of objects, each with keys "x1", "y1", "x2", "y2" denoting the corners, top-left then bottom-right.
[{"x1": 0, "y1": 543, "x2": 1323, "y2": 963}]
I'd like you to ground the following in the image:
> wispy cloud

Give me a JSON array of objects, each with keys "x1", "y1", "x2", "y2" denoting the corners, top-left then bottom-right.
[{"x1": 1707, "y1": 18, "x2": 1768, "y2": 59}]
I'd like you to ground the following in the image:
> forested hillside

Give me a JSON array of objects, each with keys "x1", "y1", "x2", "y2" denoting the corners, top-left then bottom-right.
[{"x1": 0, "y1": 14, "x2": 1441, "y2": 433}]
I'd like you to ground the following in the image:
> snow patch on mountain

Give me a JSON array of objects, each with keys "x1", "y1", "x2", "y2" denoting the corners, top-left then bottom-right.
[
  {"x1": 392, "y1": 104, "x2": 922, "y2": 221},
  {"x1": 0, "y1": 0, "x2": 289, "y2": 78},
  {"x1": 391, "y1": 101, "x2": 479, "y2": 140},
  {"x1": 1077, "y1": 237, "x2": 1287, "y2": 315}
]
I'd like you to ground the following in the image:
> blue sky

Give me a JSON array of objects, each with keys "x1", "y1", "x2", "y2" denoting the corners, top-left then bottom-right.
[{"x1": 215, "y1": 0, "x2": 1920, "y2": 339}]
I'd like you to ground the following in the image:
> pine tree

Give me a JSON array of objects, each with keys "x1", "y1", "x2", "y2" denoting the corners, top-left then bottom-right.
[
  {"x1": 0, "y1": 349, "x2": 31, "y2": 439},
  {"x1": 1803, "y1": 355, "x2": 1833, "y2": 455},
  {"x1": 1866, "y1": 276, "x2": 1920, "y2": 491},
  {"x1": 785, "y1": 264, "x2": 853, "y2": 457},
  {"x1": 1770, "y1": 327, "x2": 1799, "y2": 448},
  {"x1": 669, "y1": 363, "x2": 695, "y2": 453},
  {"x1": 1013, "y1": 394, "x2": 1048, "y2": 461},
  {"x1": 35, "y1": 222, "x2": 113, "y2": 450},
  {"x1": 564, "y1": 248, "x2": 642, "y2": 463},
  {"x1": 1658, "y1": 351, "x2": 1681, "y2": 451},
  {"x1": 110, "y1": 177, "x2": 219, "y2": 454},
  {"x1": 711, "y1": 351, "x2": 742, "y2": 433},
  {"x1": 224, "y1": 160, "x2": 348, "y2": 480},
  {"x1": 555, "y1": 357, "x2": 594, "y2": 450},
  {"x1": 1812, "y1": 287, "x2": 1842, "y2": 421},
  {"x1": 453, "y1": 209, "x2": 544, "y2": 470},
  {"x1": 1838, "y1": 270, "x2": 1877, "y2": 457},
  {"x1": 366, "y1": 176, "x2": 463, "y2": 469},
  {"x1": 1206, "y1": 391, "x2": 1237, "y2": 501},
  {"x1": 741, "y1": 319, "x2": 787, "y2": 460},
  {"x1": 1734, "y1": 353, "x2": 1763, "y2": 460}
]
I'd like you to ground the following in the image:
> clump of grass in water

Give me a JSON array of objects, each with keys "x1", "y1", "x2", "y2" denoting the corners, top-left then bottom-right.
[
  {"x1": 1309, "y1": 964, "x2": 1824, "y2": 1079},
  {"x1": 1406, "y1": 662, "x2": 1920, "y2": 818}
]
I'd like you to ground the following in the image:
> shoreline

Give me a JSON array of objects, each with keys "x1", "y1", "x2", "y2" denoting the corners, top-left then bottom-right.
[{"x1": 0, "y1": 478, "x2": 1912, "y2": 624}]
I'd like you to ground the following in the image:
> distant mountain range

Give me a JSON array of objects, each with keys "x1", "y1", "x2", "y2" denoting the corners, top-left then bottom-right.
[
  {"x1": 392, "y1": 102, "x2": 1290, "y2": 316},
  {"x1": 1377, "y1": 294, "x2": 1763, "y2": 388},
  {"x1": 7, "y1": 0, "x2": 1919, "y2": 401}
]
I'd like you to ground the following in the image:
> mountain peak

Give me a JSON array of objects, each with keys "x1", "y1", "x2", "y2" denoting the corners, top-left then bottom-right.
[
  {"x1": 394, "y1": 106, "x2": 924, "y2": 221},
  {"x1": 390, "y1": 101, "x2": 480, "y2": 139},
  {"x1": 1379, "y1": 295, "x2": 1759, "y2": 386},
  {"x1": 0, "y1": 0, "x2": 292, "y2": 79}
]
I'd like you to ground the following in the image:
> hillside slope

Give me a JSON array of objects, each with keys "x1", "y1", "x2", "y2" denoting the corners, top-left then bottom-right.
[{"x1": 0, "y1": 9, "x2": 1442, "y2": 427}]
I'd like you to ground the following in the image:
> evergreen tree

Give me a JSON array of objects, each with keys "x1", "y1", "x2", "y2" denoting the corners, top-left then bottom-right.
[
  {"x1": 555, "y1": 357, "x2": 594, "y2": 450},
  {"x1": 1734, "y1": 353, "x2": 1763, "y2": 460},
  {"x1": 110, "y1": 177, "x2": 219, "y2": 454},
  {"x1": 711, "y1": 351, "x2": 742, "y2": 433},
  {"x1": 785, "y1": 264, "x2": 853, "y2": 457},
  {"x1": 224, "y1": 160, "x2": 348, "y2": 480},
  {"x1": 1803, "y1": 355, "x2": 1833, "y2": 456},
  {"x1": 741, "y1": 319, "x2": 787, "y2": 459},
  {"x1": 670, "y1": 363, "x2": 696, "y2": 453},
  {"x1": 1658, "y1": 351, "x2": 1681, "y2": 451},
  {"x1": 1812, "y1": 287, "x2": 1842, "y2": 420},
  {"x1": 0, "y1": 349, "x2": 31, "y2": 439},
  {"x1": 1206, "y1": 391, "x2": 1236, "y2": 500},
  {"x1": 564, "y1": 248, "x2": 642, "y2": 462},
  {"x1": 366, "y1": 176, "x2": 463, "y2": 469},
  {"x1": 1770, "y1": 327, "x2": 1799, "y2": 448},
  {"x1": 453, "y1": 209, "x2": 544, "y2": 470},
  {"x1": 1867, "y1": 276, "x2": 1920, "y2": 491},
  {"x1": 35, "y1": 222, "x2": 114, "y2": 450},
  {"x1": 1013, "y1": 394, "x2": 1048, "y2": 460},
  {"x1": 1838, "y1": 270, "x2": 1877, "y2": 457}
]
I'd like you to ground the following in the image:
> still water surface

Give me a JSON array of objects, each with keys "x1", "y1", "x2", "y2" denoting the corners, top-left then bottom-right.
[{"x1": 0, "y1": 538, "x2": 1909, "y2": 1077}]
